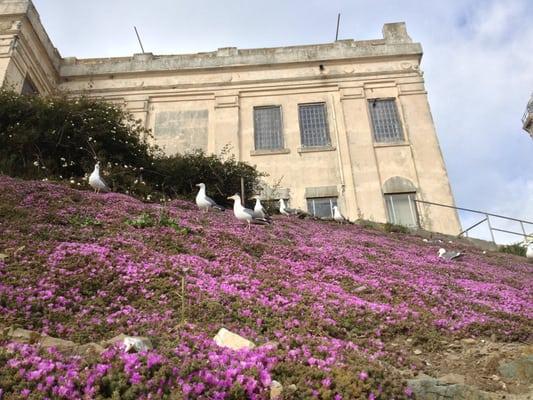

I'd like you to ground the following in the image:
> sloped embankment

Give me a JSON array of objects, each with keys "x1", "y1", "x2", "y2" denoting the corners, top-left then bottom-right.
[{"x1": 0, "y1": 175, "x2": 531, "y2": 399}]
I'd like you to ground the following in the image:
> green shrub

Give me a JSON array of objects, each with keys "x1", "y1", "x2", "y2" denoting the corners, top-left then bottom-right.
[
  {"x1": 0, "y1": 89, "x2": 155, "y2": 195},
  {"x1": 384, "y1": 223, "x2": 409, "y2": 234},
  {"x1": 498, "y1": 243, "x2": 526, "y2": 257},
  {"x1": 152, "y1": 146, "x2": 265, "y2": 206},
  {"x1": 0, "y1": 90, "x2": 266, "y2": 203}
]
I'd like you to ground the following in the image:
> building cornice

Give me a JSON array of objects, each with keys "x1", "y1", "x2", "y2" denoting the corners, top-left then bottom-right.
[{"x1": 59, "y1": 23, "x2": 422, "y2": 79}]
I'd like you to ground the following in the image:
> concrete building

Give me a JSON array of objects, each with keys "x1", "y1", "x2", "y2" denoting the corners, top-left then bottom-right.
[
  {"x1": 522, "y1": 94, "x2": 533, "y2": 139},
  {"x1": 0, "y1": 0, "x2": 462, "y2": 234}
]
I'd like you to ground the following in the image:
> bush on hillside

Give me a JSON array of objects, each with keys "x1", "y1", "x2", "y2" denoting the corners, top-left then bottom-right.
[
  {"x1": 499, "y1": 242, "x2": 526, "y2": 257},
  {"x1": 152, "y1": 147, "x2": 265, "y2": 206},
  {"x1": 0, "y1": 90, "x2": 265, "y2": 202}
]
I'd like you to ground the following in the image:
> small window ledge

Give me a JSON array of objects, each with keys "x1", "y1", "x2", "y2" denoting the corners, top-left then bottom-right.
[
  {"x1": 373, "y1": 141, "x2": 410, "y2": 148},
  {"x1": 250, "y1": 148, "x2": 290, "y2": 156},
  {"x1": 297, "y1": 145, "x2": 336, "y2": 154}
]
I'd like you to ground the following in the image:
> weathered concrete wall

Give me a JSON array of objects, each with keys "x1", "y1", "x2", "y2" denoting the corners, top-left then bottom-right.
[
  {"x1": 0, "y1": 0, "x2": 60, "y2": 93},
  {"x1": 0, "y1": 2, "x2": 462, "y2": 235}
]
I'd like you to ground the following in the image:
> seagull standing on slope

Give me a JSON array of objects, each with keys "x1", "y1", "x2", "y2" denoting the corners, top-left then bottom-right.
[
  {"x1": 333, "y1": 205, "x2": 347, "y2": 224},
  {"x1": 438, "y1": 248, "x2": 463, "y2": 261},
  {"x1": 279, "y1": 198, "x2": 305, "y2": 217},
  {"x1": 250, "y1": 195, "x2": 271, "y2": 222},
  {"x1": 88, "y1": 162, "x2": 110, "y2": 193},
  {"x1": 195, "y1": 183, "x2": 225, "y2": 212},
  {"x1": 228, "y1": 193, "x2": 271, "y2": 230}
]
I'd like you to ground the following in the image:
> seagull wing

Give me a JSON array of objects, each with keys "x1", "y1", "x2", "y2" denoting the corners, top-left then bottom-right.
[
  {"x1": 244, "y1": 207, "x2": 271, "y2": 225},
  {"x1": 205, "y1": 195, "x2": 225, "y2": 211}
]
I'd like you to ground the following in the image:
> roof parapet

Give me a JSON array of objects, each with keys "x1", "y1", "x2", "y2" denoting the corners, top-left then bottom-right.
[{"x1": 383, "y1": 22, "x2": 413, "y2": 44}]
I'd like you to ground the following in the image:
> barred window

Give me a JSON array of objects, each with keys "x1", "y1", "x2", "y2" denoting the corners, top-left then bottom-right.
[
  {"x1": 385, "y1": 193, "x2": 418, "y2": 227},
  {"x1": 253, "y1": 106, "x2": 284, "y2": 150},
  {"x1": 369, "y1": 99, "x2": 404, "y2": 143},
  {"x1": 307, "y1": 197, "x2": 337, "y2": 218},
  {"x1": 298, "y1": 103, "x2": 331, "y2": 147}
]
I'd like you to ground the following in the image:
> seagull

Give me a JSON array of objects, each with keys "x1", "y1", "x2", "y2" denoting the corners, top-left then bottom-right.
[
  {"x1": 279, "y1": 198, "x2": 305, "y2": 217},
  {"x1": 123, "y1": 336, "x2": 150, "y2": 353},
  {"x1": 522, "y1": 241, "x2": 533, "y2": 259},
  {"x1": 195, "y1": 183, "x2": 225, "y2": 212},
  {"x1": 228, "y1": 193, "x2": 271, "y2": 230},
  {"x1": 333, "y1": 205, "x2": 346, "y2": 223},
  {"x1": 438, "y1": 248, "x2": 463, "y2": 261},
  {"x1": 88, "y1": 162, "x2": 110, "y2": 193},
  {"x1": 250, "y1": 195, "x2": 271, "y2": 221}
]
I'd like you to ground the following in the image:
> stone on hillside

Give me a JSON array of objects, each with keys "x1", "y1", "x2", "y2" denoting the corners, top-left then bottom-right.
[
  {"x1": 413, "y1": 349, "x2": 422, "y2": 355},
  {"x1": 73, "y1": 342, "x2": 105, "y2": 356},
  {"x1": 213, "y1": 328, "x2": 255, "y2": 351},
  {"x1": 438, "y1": 373, "x2": 466, "y2": 385},
  {"x1": 353, "y1": 285, "x2": 367, "y2": 293},
  {"x1": 39, "y1": 335, "x2": 77, "y2": 351},
  {"x1": 101, "y1": 333, "x2": 153, "y2": 352},
  {"x1": 7, "y1": 327, "x2": 41, "y2": 343},
  {"x1": 270, "y1": 380, "x2": 283, "y2": 399},
  {"x1": 408, "y1": 375, "x2": 496, "y2": 400},
  {"x1": 462, "y1": 338, "x2": 477, "y2": 345},
  {"x1": 498, "y1": 356, "x2": 533, "y2": 383}
]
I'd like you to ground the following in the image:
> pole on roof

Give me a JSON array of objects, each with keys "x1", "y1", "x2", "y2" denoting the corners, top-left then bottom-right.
[
  {"x1": 134, "y1": 26, "x2": 146, "y2": 54},
  {"x1": 335, "y1": 13, "x2": 341, "y2": 41},
  {"x1": 240, "y1": 177, "x2": 245, "y2": 206}
]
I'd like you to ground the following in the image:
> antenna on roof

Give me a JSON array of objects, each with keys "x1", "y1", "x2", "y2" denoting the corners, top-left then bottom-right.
[
  {"x1": 134, "y1": 26, "x2": 146, "y2": 54},
  {"x1": 335, "y1": 13, "x2": 341, "y2": 41}
]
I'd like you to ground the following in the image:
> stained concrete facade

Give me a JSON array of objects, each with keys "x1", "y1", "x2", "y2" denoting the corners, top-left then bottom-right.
[{"x1": 0, "y1": 0, "x2": 462, "y2": 234}]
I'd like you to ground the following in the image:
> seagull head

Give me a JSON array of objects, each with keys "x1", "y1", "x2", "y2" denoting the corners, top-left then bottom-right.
[
  {"x1": 94, "y1": 162, "x2": 100, "y2": 171},
  {"x1": 438, "y1": 248, "x2": 446, "y2": 256},
  {"x1": 195, "y1": 183, "x2": 205, "y2": 188},
  {"x1": 333, "y1": 205, "x2": 338, "y2": 211},
  {"x1": 227, "y1": 193, "x2": 240, "y2": 202}
]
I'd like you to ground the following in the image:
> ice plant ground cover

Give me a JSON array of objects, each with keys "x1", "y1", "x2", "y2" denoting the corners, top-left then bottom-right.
[{"x1": 0, "y1": 175, "x2": 531, "y2": 399}]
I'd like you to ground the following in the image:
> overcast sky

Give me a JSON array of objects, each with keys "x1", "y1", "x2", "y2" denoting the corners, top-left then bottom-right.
[{"x1": 32, "y1": 0, "x2": 533, "y2": 243}]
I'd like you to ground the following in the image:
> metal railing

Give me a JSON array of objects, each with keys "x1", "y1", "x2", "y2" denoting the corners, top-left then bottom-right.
[{"x1": 413, "y1": 199, "x2": 533, "y2": 244}]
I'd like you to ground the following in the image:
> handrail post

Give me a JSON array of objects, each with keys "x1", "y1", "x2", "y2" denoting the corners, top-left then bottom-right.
[
  {"x1": 520, "y1": 221, "x2": 527, "y2": 242},
  {"x1": 486, "y1": 214, "x2": 496, "y2": 243}
]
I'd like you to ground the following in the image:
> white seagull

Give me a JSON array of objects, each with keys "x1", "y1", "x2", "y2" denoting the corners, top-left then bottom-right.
[
  {"x1": 250, "y1": 195, "x2": 271, "y2": 221},
  {"x1": 88, "y1": 162, "x2": 110, "y2": 193},
  {"x1": 123, "y1": 336, "x2": 150, "y2": 353},
  {"x1": 333, "y1": 205, "x2": 346, "y2": 223},
  {"x1": 438, "y1": 248, "x2": 463, "y2": 261},
  {"x1": 195, "y1": 183, "x2": 225, "y2": 212},
  {"x1": 279, "y1": 198, "x2": 300, "y2": 216},
  {"x1": 227, "y1": 193, "x2": 271, "y2": 230}
]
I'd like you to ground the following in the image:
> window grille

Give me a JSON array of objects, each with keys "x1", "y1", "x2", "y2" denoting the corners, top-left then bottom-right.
[
  {"x1": 306, "y1": 197, "x2": 337, "y2": 218},
  {"x1": 298, "y1": 103, "x2": 331, "y2": 147},
  {"x1": 253, "y1": 106, "x2": 284, "y2": 150},
  {"x1": 384, "y1": 193, "x2": 418, "y2": 227},
  {"x1": 369, "y1": 99, "x2": 404, "y2": 143}
]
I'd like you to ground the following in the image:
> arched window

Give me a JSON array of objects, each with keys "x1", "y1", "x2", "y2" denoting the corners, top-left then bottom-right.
[{"x1": 383, "y1": 177, "x2": 418, "y2": 227}]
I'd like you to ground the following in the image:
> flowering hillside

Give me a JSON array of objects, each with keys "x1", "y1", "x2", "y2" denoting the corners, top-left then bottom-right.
[{"x1": 0, "y1": 176, "x2": 531, "y2": 399}]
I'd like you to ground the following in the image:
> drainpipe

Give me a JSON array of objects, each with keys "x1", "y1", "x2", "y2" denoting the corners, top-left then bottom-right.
[{"x1": 330, "y1": 95, "x2": 346, "y2": 194}]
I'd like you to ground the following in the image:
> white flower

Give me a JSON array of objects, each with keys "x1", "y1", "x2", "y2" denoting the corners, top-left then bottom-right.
[
  {"x1": 33, "y1": 161, "x2": 39, "y2": 166},
  {"x1": 60, "y1": 157, "x2": 66, "y2": 161},
  {"x1": 70, "y1": 179, "x2": 75, "y2": 184}
]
